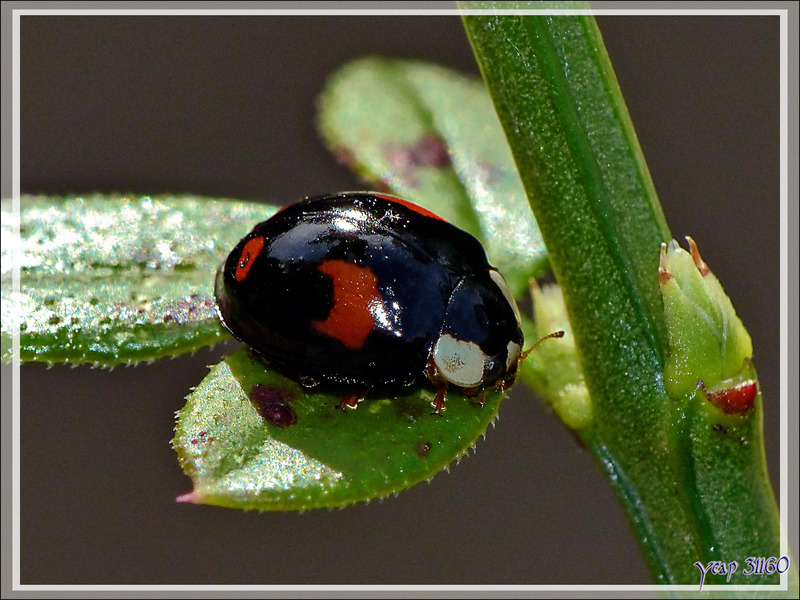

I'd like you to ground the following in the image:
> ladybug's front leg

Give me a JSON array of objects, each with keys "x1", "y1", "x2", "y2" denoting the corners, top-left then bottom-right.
[
  {"x1": 425, "y1": 361, "x2": 448, "y2": 415},
  {"x1": 431, "y1": 384, "x2": 448, "y2": 415},
  {"x1": 337, "y1": 389, "x2": 368, "y2": 410}
]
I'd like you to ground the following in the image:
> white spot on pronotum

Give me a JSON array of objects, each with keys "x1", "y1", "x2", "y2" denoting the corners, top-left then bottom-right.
[
  {"x1": 506, "y1": 340, "x2": 522, "y2": 370},
  {"x1": 433, "y1": 334, "x2": 487, "y2": 387},
  {"x1": 489, "y1": 270, "x2": 521, "y2": 326}
]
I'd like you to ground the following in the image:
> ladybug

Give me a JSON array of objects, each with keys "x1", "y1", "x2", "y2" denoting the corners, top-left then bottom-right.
[{"x1": 214, "y1": 192, "x2": 524, "y2": 413}]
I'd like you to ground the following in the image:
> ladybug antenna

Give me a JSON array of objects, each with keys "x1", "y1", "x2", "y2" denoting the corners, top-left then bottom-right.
[{"x1": 520, "y1": 330, "x2": 565, "y2": 361}]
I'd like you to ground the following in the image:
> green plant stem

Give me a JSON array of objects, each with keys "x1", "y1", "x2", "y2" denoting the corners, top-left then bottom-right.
[{"x1": 461, "y1": 4, "x2": 789, "y2": 589}]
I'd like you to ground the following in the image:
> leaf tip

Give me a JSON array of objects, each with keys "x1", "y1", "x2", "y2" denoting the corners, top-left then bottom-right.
[{"x1": 176, "y1": 490, "x2": 200, "y2": 504}]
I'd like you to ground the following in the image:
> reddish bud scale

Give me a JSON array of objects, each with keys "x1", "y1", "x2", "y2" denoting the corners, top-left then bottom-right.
[{"x1": 702, "y1": 380, "x2": 758, "y2": 414}]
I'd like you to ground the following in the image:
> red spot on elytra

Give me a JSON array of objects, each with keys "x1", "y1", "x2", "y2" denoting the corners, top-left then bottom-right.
[
  {"x1": 235, "y1": 236, "x2": 265, "y2": 282},
  {"x1": 375, "y1": 194, "x2": 446, "y2": 222},
  {"x1": 312, "y1": 259, "x2": 381, "y2": 350},
  {"x1": 703, "y1": 380, "x2": 757, "y2": 414}
]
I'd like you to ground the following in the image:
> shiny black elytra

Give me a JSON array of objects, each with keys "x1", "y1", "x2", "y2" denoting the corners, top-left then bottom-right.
[{"x1": 214, "y1": 192, "x2": 523, "y2": 413}]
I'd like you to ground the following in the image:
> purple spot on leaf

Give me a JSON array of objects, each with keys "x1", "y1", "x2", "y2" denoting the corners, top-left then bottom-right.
[
  {"x1": 385, "y1": 134, "x2": 451, "y2": 187},
  {"x1": 250, "y1": 384, "x2": 297, "y2": 427},
  {"x1": 189, "y1": 430, "x2": 214, "y2": 446},
  {"x1": 332, "y1": 145, "x2": 358, "y2": 170},
  {"x1": 415, "y1": 441, "x2": 432, "y2": 458},
  {"x1": 411, "y1": 135, "x2": 451, "y2": 168}
]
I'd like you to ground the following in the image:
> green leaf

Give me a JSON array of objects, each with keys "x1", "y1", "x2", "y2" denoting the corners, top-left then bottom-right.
[
  {"x1": 173, "y1": 346, "x2": 502, "y2": 510},
  {"x1": 519, "y1": 283, "x2": 591, "y2": 431},
  {"x1": 317, "y1": 56, "x2": 547, "y2": 297},
  {"x1": 1, "y1": 194, "x2": 276, "y2": 365}
]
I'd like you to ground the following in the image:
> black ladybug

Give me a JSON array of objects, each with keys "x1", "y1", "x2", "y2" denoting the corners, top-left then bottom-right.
[{"x1": 214, "y1": 192, "x2": 523, "y2": 413}]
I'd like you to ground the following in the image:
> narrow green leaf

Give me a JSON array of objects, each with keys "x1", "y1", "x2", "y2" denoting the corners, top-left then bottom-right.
[
  {"x1": 463, "y1": 9, "x2": 670, "y2": 364},
  {"x1": 317, "y1": 56, "x2": 547, "y2": 296},
  {"x1": 173, "y1": 346, "x2": 502, "y2": 510},
  {"x1": 461, "y1": 8, "x2": 690, "y2": 583},
  {"x1": 462, "y1": 6, "x2": 787, "y2": 588},
  {"x1": 1, "y1": 194, "x2": 276, "y2": 365}
]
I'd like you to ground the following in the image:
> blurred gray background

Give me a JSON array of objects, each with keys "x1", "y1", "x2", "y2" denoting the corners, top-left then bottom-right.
[{"x1": 9, "y1": 8, "x2": 781, "y2": 586}]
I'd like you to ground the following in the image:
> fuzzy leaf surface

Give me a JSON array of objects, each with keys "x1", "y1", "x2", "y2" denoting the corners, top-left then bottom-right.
[
  {"x1": 1, "y1": 194, "x2": 276, "y2": 365},
  {"x1": 173, "y1": 346, "x2": 502, "y2": 510}
]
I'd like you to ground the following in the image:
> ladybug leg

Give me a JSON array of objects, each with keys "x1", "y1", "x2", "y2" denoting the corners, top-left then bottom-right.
[
  {"x1": 467, "y1": 386, "x2": 488, "y2": 407},
  {"x1": 495, "y1": 370, "x2": 517, "y2": 394},
  {"x1": 431, "y1": 384, "x2": 448, "y2": 415},
  {"x1": 337, "y1": 389, "x2": 368, "y2": 411},
  {"x1": 425, "y1": 361, "x2": 448, "y2": 415}
]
